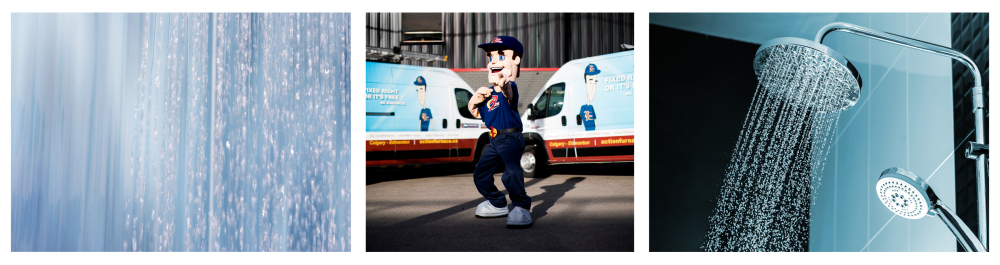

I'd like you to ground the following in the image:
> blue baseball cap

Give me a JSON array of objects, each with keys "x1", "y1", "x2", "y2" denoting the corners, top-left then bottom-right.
[
  {"x1": 585, "y1": 63, "x2": 601, "y2": 75},
  {"x1": 478, "y1": 36, "x2": 523, "y2": 56},
  {"x1": 414, "y1": 76, "x2": 426, "y2": 86}
]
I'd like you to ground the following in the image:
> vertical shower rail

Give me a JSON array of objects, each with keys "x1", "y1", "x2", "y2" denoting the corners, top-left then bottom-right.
[{"x1": 817, "y1": 22, "x2": 988, "y2": 249}]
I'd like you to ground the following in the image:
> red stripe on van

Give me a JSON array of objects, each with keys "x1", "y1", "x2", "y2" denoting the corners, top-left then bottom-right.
[{"x1": 450, "y1": 68, "x2": 559, "y2": 72}]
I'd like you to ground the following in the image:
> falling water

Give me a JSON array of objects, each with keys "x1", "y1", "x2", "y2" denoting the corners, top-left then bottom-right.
[
  {"x1": 11, "y1": 13, "x2": 351, "y2": 252},
  {"x1": 702, "y1": 44, "x2": 858, "y2": 252}
]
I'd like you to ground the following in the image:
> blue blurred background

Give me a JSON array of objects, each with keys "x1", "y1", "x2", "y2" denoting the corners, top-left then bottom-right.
[
  {"x1": 11, "y1": 13, "x2": 351, "y2": 252},
  {"x1": 651, "y1": 13, "x2": 988, "y2": 252}
]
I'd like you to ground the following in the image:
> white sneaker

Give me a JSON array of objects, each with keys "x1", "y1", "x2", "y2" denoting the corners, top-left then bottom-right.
[
  {"x1": 506, "y1": 206, "x2": 532, "y2": 226},
  {"x1": 475, "y1": 200, "x2": 509, "y2": 217}
]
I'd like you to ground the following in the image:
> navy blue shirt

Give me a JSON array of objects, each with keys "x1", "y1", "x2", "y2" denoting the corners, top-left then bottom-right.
[
  {"x1": 478, "y1": 82, "x2": 522, "y2": 130},
  {"x1": 419, "y1": 108, "x2": 433, "y2": 131},
  {"x1": 580, "y1": 104, "x2": 597, "y2": 131}
]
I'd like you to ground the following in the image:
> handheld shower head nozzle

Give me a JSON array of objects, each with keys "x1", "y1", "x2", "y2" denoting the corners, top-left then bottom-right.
[
  {"x1": 876, "y1": 167, "x2": 932, "y2": 219},
  {"x1": 753, "y1": 37, "x2": 862, "y2": 112},
  {"x1": 875, "y1": 167, "x2": 987, "y2": 252}
]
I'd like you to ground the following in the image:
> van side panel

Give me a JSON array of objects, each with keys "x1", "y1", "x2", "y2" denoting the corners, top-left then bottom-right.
[
  {"x1": 366, "y1": 138, "x2": 478, "y2": 166},
  {"x1": 366, "y1": 63, "x2": 397, "y2": 133},
  {"x1": 365, "y1": 62, "x2": 486, "y2": 166},
  {"x1": 546, "y1": 135, "x2": 635, "y2": 163},
  {"x1": 525, "y1": 51, "x2": 635, "y2": 165},
  {"x1": 572, "y1": 54, "x2": 634, "y2": 131}
]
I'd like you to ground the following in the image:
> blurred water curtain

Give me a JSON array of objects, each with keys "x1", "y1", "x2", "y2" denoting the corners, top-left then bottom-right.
[{"x1": 11, "y1": 13, "x2": 351, "y2": 252}]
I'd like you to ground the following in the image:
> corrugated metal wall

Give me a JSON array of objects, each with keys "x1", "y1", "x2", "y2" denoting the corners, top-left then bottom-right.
[{"x1": 367, "y1": 13, "x2": 633, "y2": 68}]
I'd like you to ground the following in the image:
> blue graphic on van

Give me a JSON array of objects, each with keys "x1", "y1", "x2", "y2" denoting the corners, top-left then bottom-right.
[
  {"x1": 366, "y1": 62, "x2": 477, "y2": 132},
  {"x1": 535, "y1": 51, "x2": 631, "y2": 132},
  {"x1": 415, "y1": 76, "x2": 432, "y2": 131},
  {"x1": 419, "y1": 108, "x2": 433, "y2": 131},
  {"x1": 581, "y1": 63, "x2": 602, "y2": 131},
  {"x1": 585, "y1": 63, "x2": 602, "y2": 75}
]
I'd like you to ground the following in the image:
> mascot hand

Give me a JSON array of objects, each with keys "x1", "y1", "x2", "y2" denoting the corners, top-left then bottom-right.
[{"x1": 471, "y1": 87, "x2": 491, "y2": 105}]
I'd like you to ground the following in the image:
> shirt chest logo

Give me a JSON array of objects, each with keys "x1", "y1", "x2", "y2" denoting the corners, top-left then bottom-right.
[{"x1": 487, "y1": 95, "x2": 499, "y2": 111}]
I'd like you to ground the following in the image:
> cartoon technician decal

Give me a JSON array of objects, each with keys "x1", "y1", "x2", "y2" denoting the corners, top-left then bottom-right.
[
  {"x1": 579, "y1": 63, "x2": 600, "y2": 131},
  {"x1": 415, "y1": 76, "x2": 433, "y2": 131}
]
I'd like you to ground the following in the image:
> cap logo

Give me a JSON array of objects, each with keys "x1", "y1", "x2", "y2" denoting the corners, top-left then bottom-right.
[
  {"x1": 589, "y1": 65, "x2": 595, "y2": 71},
  {"x1": 417, "y1": 77, "x2": 423, "y2": 82},
  {"x1": 492, "y1": 37, "x2": 502, "y2": 43}
]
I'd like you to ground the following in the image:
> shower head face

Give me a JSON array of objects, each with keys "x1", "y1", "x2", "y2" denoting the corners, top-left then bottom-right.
[
  {"x1": 753, "y1": 37, "x2": 862, "y2": 112},
  {"x1": 876, "y1": 167, "x2": 932, "y2": 219}
]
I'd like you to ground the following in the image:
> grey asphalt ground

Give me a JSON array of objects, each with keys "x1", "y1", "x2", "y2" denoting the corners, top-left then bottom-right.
[{"x1": 366, "y1": 164, "x2": 634, "y2": 252}]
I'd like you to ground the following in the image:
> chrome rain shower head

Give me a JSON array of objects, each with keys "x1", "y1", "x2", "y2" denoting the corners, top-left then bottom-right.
[
  {"x1": 753, "y1": 37, "x2": 862, "y2": 112},
  {"x1": 876, "y1": 167, "x2": 987, "y2": 252}
]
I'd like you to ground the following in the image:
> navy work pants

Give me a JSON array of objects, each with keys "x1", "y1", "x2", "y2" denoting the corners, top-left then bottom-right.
[{"x1": 473, "y1": 132, "x2": 531, "y2": 210}]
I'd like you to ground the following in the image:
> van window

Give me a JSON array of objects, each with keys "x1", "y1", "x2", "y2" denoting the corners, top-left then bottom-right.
[
  {"x1": 533, "y1": 88, "x2": 549, "y2": 118},
  {"x1": 545, "y1": 83, "x2": 565, "y2": 118},
  {"x1": 454, "y1": 88, "x2": 478, "y2": 119},
  {"x1": 533, "y1": 83, "x2": 565, "y2": 118}
]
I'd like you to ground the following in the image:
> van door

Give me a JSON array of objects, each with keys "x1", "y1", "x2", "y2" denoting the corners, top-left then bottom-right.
[{"x1": 528, "y1": 82, "x2": 570, "y2": 163}]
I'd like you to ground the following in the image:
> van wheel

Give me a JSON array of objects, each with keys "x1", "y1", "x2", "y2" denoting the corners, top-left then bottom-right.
[{"x1": 521, "y1": 145, "x2": 544, "y2": 178}]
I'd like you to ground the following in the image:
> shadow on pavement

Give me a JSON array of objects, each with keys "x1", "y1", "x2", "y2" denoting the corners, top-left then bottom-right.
[
  {"x1": 366, "y1": 161, "x2": 633, "y2": 251},
  {"x1": 531, "y1": 177, "x2": 584, "y2": 221},
  {"x1": 367, "y1": 176, "x2": 634, "y2": 251},
  {"x1": 374, "y1": 177, "x2": 547, "y2": 230}
]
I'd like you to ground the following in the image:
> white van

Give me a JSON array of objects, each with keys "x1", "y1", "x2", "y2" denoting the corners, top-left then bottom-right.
[
  {"x1": 365, "y1": 62, "x2": 489, "y2": 166},
  {"x1": 519, "y1": 50, "x2": 635, "y2": 177}
]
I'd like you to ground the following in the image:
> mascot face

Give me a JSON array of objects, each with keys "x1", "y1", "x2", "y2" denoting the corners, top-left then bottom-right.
[{"x1": 486, "y1": 49, "x2": 520, "y2": 87}]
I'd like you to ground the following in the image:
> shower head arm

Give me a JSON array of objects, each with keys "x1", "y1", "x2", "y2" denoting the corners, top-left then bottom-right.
[
  {"x1": 931, "y1": 200, "x2": 987, "y2": 252},
  {"x1": 816, "y1": 22, "x2": 982, "y2": 89},
  {"x1": 821, "y1": 22, "x2": 989, "y2": 248}
]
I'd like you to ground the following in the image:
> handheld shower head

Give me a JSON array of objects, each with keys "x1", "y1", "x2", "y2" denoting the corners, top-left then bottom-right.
[
  {"x1": 875, "y1": 167, "x2": 987, "y2": 252},
  {"x1": 876, "y1": 167, "x2": 932, "y2": 219},
  {"x1": 753, "y1": 37, "x2": 862, "y2": 112}
]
